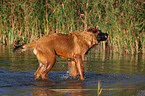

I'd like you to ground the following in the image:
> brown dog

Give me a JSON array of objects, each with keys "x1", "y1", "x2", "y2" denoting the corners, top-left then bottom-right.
[{"x1": 11, "y1": 26, "x2": 108, "y2": 80}]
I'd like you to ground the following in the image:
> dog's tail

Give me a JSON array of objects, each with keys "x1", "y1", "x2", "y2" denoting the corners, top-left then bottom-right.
[{"x1": 11, "y1": 40, "x2": 36, "y2": 52}]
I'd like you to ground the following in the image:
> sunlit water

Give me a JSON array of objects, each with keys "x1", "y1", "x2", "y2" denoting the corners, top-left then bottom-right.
[{"x1": 0, "y1": 45, "x2": 145, "y2": 96}]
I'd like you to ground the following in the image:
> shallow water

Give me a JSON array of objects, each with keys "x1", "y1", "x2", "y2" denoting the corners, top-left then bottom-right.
[{"x1": 0, "y1": 46, "x2": 145, "y2": 96}]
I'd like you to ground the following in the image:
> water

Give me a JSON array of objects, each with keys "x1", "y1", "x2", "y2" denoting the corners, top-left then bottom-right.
[{"x1": 0, "y1": 45, "x2": 145, "y2": 96}]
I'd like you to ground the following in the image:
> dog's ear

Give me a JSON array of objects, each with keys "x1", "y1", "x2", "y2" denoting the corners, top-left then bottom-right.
[
  {"x1": 95, "y1": 29, "x2": 101, "y2": 33},
  {"x1": 87, "y1": 26, "x2": 96, "y2": 33}
]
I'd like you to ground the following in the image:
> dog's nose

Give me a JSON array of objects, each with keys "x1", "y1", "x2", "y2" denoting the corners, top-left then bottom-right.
[
  {"x1": 105, "y1": 35, "x2": 108, "y2": 38},
  {"x1": 104, "y1": 33, "x2": 108, "y2": 39}
]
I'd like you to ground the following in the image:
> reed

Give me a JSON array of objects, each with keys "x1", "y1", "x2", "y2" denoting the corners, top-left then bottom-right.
[
  {"x1": 97, "y1": 80, "x2": 102, "y2": 96},
  {"x1": 0, "y1": 0, "x2": 144, "y2": 54}
]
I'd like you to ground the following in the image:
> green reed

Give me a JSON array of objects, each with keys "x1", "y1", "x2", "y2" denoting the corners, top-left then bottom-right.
[
  {"x1": 0, "y1": 0, "x2": 144, "y2": 54},
  {"x1": 97, "y1": 80, "x2": 102, "y2": 96}
]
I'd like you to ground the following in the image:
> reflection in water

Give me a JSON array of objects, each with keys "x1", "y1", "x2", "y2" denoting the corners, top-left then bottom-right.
[
  {"x1": 32, "y1": 80, "x2": 84, "y2": 96},
  {"x1": 0, "y1": 46, "x2": 145, "y2": 96},
  {"x1": 84, "y1": 46, "x2": 145, "y2": 76},
  {"x1": 0, "y1": 45, "x2": 144, "y2": 75}
]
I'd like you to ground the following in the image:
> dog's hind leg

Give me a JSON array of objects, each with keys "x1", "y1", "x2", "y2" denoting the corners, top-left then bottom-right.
[
  {"x1": 40, "y1": 52, "x2": 56, "y2": 80},
  {"x1": 34, "y1": 62, "x2": 44, "y2": 80},
  {"x1": 68, "y1": 61, "x2": 77, "y2": 77},
  {"x1": 34, "y1": 49, "x2": 56, "y2": 80}
]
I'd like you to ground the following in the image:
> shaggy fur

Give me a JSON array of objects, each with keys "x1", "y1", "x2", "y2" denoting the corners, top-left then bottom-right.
[{"x1": 11, "y1": 26, "x2": 108, "y2": 80}]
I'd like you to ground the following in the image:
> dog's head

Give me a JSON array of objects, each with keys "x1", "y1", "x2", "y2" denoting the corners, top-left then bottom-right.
[{"x1": 87, "y1": 26, "x2": 108, "y2": 42}]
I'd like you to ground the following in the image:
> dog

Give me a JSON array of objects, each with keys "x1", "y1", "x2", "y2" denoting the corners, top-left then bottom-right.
[{"x1": 11, "y1": 26, "x2": 108, "y2": 80}]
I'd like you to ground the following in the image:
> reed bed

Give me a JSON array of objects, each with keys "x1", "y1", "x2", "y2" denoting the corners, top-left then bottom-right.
[{"x1": 0, "y1": 0, "x2": 144, "y2": 54}]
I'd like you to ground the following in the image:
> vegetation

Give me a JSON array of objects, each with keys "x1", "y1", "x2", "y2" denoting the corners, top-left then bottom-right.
[
  {"x1": 97, "y1": 80, "x2": 102, "y2": 96},
  {"x1": 0, "y1": 0, "x2": 144, "y2": 54}
]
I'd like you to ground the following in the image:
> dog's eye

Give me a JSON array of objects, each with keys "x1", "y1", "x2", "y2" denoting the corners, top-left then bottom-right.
[
  {"x1": 98, "y1": 33, "x2": 101, "y2": 36},
  {"x1": 97, "y1": 35, "x2": 101, "y2": 39}
]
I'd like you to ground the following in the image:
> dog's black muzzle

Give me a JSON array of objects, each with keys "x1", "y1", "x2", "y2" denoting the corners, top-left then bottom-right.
[{"x1": 96, "y1": 33, "x2": 108, "y2": 42}]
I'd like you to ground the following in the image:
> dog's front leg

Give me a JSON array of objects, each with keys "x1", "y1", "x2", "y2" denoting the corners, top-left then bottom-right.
[
  {"x1": 74, "y1": 54, "x2": 85, "y2": 80},
  {"x1": 68, "y1": 60, "x2": 77, "y2": 77}
]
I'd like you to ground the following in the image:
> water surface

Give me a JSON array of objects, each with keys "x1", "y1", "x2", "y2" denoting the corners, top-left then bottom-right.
[{"x1": 0, "y1": 46, "x2": 145, "y2": 96}]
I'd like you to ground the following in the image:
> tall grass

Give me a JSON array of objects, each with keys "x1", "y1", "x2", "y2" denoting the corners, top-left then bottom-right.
[{"x1": 0, "y1": 0, "x2": 144, "y2": 54}]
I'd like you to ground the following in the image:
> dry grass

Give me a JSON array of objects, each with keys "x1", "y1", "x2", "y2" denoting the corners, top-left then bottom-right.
[{"x1": 0, "y1": 0, "x2": 144, "y2": 54}]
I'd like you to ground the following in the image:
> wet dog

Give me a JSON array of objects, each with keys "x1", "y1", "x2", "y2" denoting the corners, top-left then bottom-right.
[{"x1": 11, "y1": 26, "x2": 108, "y2": 80}]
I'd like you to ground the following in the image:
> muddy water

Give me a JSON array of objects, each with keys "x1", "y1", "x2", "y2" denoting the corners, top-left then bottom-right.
[{"x1": 0, "y1": 46, "x2": 145, "y2": 96}]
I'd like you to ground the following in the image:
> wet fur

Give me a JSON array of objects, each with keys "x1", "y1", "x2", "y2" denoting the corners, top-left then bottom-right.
[{"x1": 11, "y1": 26, "x2": 108, "y2": 80}]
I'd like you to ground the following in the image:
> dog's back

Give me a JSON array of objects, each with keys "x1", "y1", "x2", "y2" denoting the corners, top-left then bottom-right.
[
  {"x1": 11, "y1": 32, "x2": 97, "y2": 60},
  {"x1": 10, "y1": 27, "x2": 108, "y2": 80}
]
